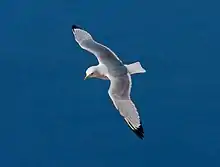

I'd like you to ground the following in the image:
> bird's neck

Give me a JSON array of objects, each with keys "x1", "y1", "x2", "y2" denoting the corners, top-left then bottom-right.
[
  {"x1": 95, "y1": 64, "x2": 109, "y2": 80},
  {"x1": 97, "y1": 64, "x2": 108, "y2": 76}
]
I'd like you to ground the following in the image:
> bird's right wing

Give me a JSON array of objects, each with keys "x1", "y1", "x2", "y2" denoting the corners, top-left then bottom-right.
[{"x1": 72, "y1": 25, "x2": 123, "y2": 68}]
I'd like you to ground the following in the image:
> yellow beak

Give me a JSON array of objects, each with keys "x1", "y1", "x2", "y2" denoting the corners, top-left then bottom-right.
[{"x1": 84, "y1": 74, "x2": 89, "y2": 80}]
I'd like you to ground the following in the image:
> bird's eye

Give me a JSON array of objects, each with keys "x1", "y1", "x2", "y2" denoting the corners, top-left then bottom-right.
[{"x1": 90, "y1": 72, "x2": 94, "y2": 75}]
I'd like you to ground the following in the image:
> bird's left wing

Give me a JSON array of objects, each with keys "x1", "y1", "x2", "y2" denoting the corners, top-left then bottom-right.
[{"x1": 108, "y1": 74, "x2": 144, "y2": 139}]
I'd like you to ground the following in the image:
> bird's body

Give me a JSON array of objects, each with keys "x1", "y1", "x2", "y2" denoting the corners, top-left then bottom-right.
[{"x1": 72, "y1": 25, "x2": 146, "y2": 139}]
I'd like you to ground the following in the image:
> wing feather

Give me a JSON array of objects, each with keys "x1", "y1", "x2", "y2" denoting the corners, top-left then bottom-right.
[
  {"x1": 72, "y1": 26, "x2": 123, "y2": 68},
  {"x1": 108, "y1": 74, "x2": 144, "y2": 139}
]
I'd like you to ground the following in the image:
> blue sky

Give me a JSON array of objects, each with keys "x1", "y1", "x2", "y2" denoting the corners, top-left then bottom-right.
[{"x1": 0, "y1": 0, "x2": 220, "y2": 166}]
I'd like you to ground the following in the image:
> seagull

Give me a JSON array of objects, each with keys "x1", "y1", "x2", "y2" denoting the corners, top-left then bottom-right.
[{"x1": 71, "y1": 25, "x2": 146, "y2": 139}]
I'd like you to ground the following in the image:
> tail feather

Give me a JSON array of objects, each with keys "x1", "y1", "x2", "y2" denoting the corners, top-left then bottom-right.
[{"x1": 125, "y1": 62, "x2": 146, "y2": 75}]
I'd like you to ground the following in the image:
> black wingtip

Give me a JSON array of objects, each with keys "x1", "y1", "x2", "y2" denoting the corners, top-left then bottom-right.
[
  {"x1": 125, "y1": 119, "x2": 144, "y2": 140},
  {"x1": 133, "y1": 124, "x2": 144, "y2": 140},
  {"x1": 71, "y1": 24, "x2": 82, "y2": 30}
]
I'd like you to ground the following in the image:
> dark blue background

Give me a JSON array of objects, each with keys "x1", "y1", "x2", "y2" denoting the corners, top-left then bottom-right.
[{"x1": 0, "y1": 0, "x2": 219, "y2": 166}]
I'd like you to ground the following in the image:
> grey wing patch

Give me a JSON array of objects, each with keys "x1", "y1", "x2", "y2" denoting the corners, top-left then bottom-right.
[
  {"x1": 71, "y1": 25, "x2": 124, "y2": 69},
  {"x1": 108, "y1": 74, "x2": 144, "y2": 139}
]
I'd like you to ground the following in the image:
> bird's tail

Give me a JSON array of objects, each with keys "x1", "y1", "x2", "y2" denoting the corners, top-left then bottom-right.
[{"x1": 125, "y1": 62, "x2": 146, "y2": 75}]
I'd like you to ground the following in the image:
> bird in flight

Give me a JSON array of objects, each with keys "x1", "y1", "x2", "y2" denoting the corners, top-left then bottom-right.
[{"x1": 71, "y1": 25, "x2": 146, "y2": 139}]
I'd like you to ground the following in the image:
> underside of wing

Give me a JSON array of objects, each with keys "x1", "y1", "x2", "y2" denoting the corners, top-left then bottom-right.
[
  {"x1": 116, "y1": 99, "x2": 144, "y2": 139},
  {"x1": 71, "y1": 25, "x2": 123, "y2": 68},
  {"x1": 124, "y1": 118, "x2": 144, "y2": 139},
  {"x1": 108, "y1": 75, "x2": 144, "y2": 139}
]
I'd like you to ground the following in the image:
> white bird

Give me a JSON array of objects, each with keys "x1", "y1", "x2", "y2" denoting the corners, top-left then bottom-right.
[{"x1": 71, "y1": 25, "x2": 146, "y2": 139}]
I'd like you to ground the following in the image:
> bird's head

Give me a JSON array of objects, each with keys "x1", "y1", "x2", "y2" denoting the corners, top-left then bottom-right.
[{"x1": 84, "y1": 66, "x2": 98, "y2": 80}]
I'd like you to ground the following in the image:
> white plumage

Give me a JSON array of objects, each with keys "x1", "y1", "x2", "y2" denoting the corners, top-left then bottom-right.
[{"x1": 72, "y1": 25, "x2": 146, "y2": 139}]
